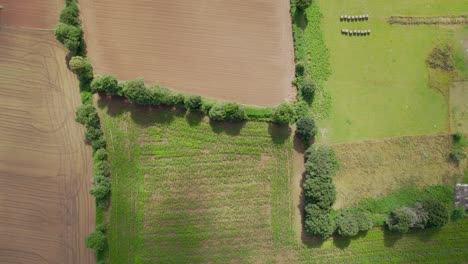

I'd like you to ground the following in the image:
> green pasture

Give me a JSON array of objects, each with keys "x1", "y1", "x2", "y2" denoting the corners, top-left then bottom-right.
[
  {"x1": 98, "y1": 98, "x2": 468, "y2": 263},
  {"x1": 313, "y1": 0, "x2": 468, "y2": 143}
]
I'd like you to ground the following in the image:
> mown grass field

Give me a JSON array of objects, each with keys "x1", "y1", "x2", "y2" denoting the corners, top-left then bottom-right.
[
  {"x1": 314, "y1": 0, "x2": 468, "y2": 143},
  {"x1": 98, "y1": 97, "x2": 468, "y2": 263}
]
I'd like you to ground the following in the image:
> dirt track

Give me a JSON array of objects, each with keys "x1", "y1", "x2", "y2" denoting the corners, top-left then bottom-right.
[
  {"x1": 80, "y1": 0, "x2": 295, "y2": 106},
  {"x1": 0, "y1": 25, "x2": 95, "y2": 264}
]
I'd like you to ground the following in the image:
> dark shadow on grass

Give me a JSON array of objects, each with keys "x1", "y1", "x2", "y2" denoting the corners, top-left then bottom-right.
[
  {"x1": 96, "y1": 94, "x2": 130, "y2": 116},
  {"x1": 130, "y1": 106, "x2": 185, "y2": 127},
  {"x1": 332, "y1": 231, "x2": 369, "y2": 249},
  {"x1": 383, "y1": 227, "x2": 404, "y2": 247},
  {"x1": 268, "y1": 123, "x2": 292, "y2": 145},
  {"x1": 209, "y1": 119, "x2": 246, "y2": 136},
  {"x1": 186, "y1": 111, "x2": 204, "y2": 127},
  {"x1": 293, "y1": 9, "x2": 308, "y2": 30}
]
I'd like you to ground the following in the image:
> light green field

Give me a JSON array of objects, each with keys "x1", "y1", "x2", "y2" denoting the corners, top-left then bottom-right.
[
  {"x1": 98, "y1": 98, "x2": 468, "y2": 263},
  {"x1": 316, "y1": 0, "x2": 468, "y2": 143}
]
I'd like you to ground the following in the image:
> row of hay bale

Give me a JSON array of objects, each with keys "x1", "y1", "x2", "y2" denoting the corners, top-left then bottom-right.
[
  {"x1": 341, "y1": 29, "x2": 371, "y2": 35},
  {"x1": 340, "y1": 15, "x2": 369, "y2": 21}
]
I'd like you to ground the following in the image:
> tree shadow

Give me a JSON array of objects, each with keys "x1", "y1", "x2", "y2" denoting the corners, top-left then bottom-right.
[
  {"x1": 130, "y1": 105, "x2": 185, "y2": 127},
  {"x1": 293, "y1": 133, "x2": 305, "y2": 153},
  {"x1": 209, "y1": 120, "x2": 246, "y2": 136},
  {"x1": 96, "y1": 94, "x2": 130, "y2": 117},
  {"x1": 186, "y1": 111, "x2": 204, "y2": 127},
  {"x1": 383, "y1": 227, "x2": 404, "y2": 247},
  {"x1": 268, "y1": 123, "x2": 292, "y2": 145},
  {"x1": 332, "y1": 231, "x2": 369, "y2": 249}
]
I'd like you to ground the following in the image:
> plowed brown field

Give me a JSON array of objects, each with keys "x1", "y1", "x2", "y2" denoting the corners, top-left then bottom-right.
[
  {"x1": 0, "y1": 0, "x2": 62, "y2": 28},
  {"x1": 0, "y1": 26, "x2": 95, "y2": 264},
  {"x1": 80, "y1": 0, "x2": 295, "y2": 106}
]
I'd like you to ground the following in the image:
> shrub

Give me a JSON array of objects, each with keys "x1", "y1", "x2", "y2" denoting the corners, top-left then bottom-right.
[
  {"x1": 90, "y1": 176, "x2": 111, "y2": 201},
  {"x1": 81, "y1": 91, "x2": 93, "y2": 105},
  {"x1": 85, "y1": 127, "x2": 103, "y2": 143},
  {"x1": 295, "y1": 0, "x2": 313, "y2": 10},
  {"x1": 386, "y1": 207, "x2": 414, "y2": 233},
  {"x1": 90, "y1": 75, "x2": 119, "y2": 94},
  {"x1": 59, "y1": 1, "x2": 80, "y2": 26},
  {"x1": 304, "y1": 145, "x2": 338, "y2": 178},
  {"x1": 75, "y1": 104, "x2": 100, "y2": 128},
  {"x1": 86, "y1": 229, "x2": 107, "y2": 254},
  {"x1": 94, "y1": 148, "x2": 108, "y2": 162},
  {"x1": 94, "y1": 161, "x2": 110, "y2": 177},
  {"x1": 272, "y1": 103, "x2": 295, "y2": 124},
  {"x1": 422, "y1": 199, "x2": 449, "y2": 227},
  {"x1": 295, "y1": 61, "x2": 306, "y2": 76},
  {"x1": 296, "y1": 117, "x2": 317, "y2": 144},
  {"x1": 426, "y1": 45, "x2": 454, "y2": 71},
  {"x1": 450, "y1": 150, "x2": 466, "y2": 162},
  {"x1": 149, "y1": 85, "x2": 174, "y2": 105},
  {"x1": 201, "y1": 101, "x2": 215, "y2": 115},
  {"x1": 208, "y1": 102, "x2": 246, "y2": 121},
  {"x1": 172, "y1": 93, "x2": 186, "y2": 107},
  {"x1": 304, "y1": 204, "x2": 335, "y2": 239},
  {"x1": 354, "y1": 211, "x2": 374, "y2": 232},
  {"x1": 294, "y1": 101, "x2": 309, "y2": 121},
  {"x1": 185, "y1": 95, "x2": 203, "y2": 111},
  {"x1": 54, "y1": 23, "x2": 82, "y2": 54},
  {"x1": 122, "y1": 79, "x2": 152, "y2": 105},
  {"x1": 208, "y1": 103, "x2": 226, "y2": 121},
  {"x1": 303, "y1": 177, "x2": 336, "y2": 209},
  {"x1": 300, "y1": 78, "x2": 316, "y2": 102},
  {"x1": 69, "y1": 56, "x2": 94, "y2": 84},
  {"x1": 96, "y1": 223, "x2": 107, "y2": 234},
  {"x1": 335, "y1": 210, "x2": 359, "y2": 237},
  {"x1": 92, "y1": 137, "x2": 107, "y2": 153},
  {"x1": 451, "y1": 207, "x2": 465, "y2": 221}
]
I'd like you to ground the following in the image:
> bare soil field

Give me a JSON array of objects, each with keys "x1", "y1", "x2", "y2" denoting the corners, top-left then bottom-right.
[
  {"x1": 79, "y1": 0, "x2": 295, "y2": 106},
  {"x1": 0, "y1": 0, "x2": 62, "y2": 28},
  {"x1": 333, "y1": 135, "x2": 462, "y2": 208},
  {"x1": 0, "y1": 28, "x2": 95, "y2": 264}
]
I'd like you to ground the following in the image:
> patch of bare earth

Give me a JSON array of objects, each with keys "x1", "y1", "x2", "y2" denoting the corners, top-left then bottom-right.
[
  {"x1": 0, "y1": 28, "x2": 95, "y2": 263},
  {"x1": 79, "y1": 0, "x2": 295, "y2": 106},
  {"x1": 333, "y1": 135, "x2": 462, "y2": 209},
  {"x1": 0, "y1": 0, "x2": 62, "y2": 28}
]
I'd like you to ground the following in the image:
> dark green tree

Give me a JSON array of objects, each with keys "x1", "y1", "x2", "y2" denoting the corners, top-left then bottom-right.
[
  {"x1": 422, "y1": 199, "x2": 449, "y2": 227},
  {"x1": 386, "y1": 207, "x2": 414, "y2": 233},
  {"x1": 122, "y1": 79, "x2": 152, "y2": 105},
  {"x1": 335, "y1": 210, "x2": 359, "y2": 237},
  {"x1": 86, "y1": 229, "x2": 107, "y2": 254},
  {"x1": 295, "y1": 0, "x2": 313, "y2": 10},
  {"x1": 185, "y1": 95, "x2": 203, "y2": 111},
  {"x1": 304, "y1": 145, "x2": 338, "y2": 178},
  {"x1": 296, "y1": 117, "x2": 317, "y2": 144},
  {"x1": 59, "y1": 1, "x2": 80, "y2": 26},
  {"x1": 54, "y1": 23, "x2": 82, "y2": 54},
  {"x1": 300, "y1": 78, "x2": 316, "y2": 102},
  {"x1": 272, "y1": 103, "x2": 295, "y2": 124},
  {"x1": 304, "y1": 204, "x2": 335, "y2": 239},
  {"x1": 90, "y1": 75, "x2": 119, "y2": 94},
  {"x1": 303, "y1": 177, "x2": 336, "y2": 209}
]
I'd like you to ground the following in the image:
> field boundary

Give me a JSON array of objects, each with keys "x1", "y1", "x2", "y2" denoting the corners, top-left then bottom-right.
[{"x1": 388, "y1": 15, "x2": 468, "y2": 25}]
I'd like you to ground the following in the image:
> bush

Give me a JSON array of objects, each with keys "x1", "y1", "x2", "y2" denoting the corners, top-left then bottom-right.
[
  {"x1": 208, "y1": 103, "x2": 226, "y2": 121},
  {"x1": 90, "y1": 176, "x2": 111, "y2": 201},
  {"x1": 121, "y1": 79, "x2": 152, "y2": 105},
  {"x1": 295, "y1": 0, "x2": 313, "y2": 10},
  {"x1": 426, "y1": 45, "x2": 454, "y2": 71},
  {"x1": 296, "y1": 117, "x2": 317, "y2": 144},
  {"x1": 304, "y1": 145, "x2": 338, "y2": 178},
  {"x1": 86, "y1": 229, "x2": 107, "y2": 254},
  {"x1": 300, "y1": 78, "x2": 316, "y2": 102},
  {"x1": 293, "y1": 101, "x2": 309, "y2": 121},
  {"x1": 59, "y1": 1, "x2": 80, "y2": 26},
  {"x1": 92, "y1": 137, "x2": 107, "y2": 153},
  {"x1": 69, "y1": 56, "x2": 94, "y2": 84},
  {"x1": 354, "y1": 211, "x2": 374, "y2": 232},
  {"x1": 272, "y1": 103, "x2": 295, "y2": 124},
  {"x1": 335, "y1": 210, "x2": 359, "y2": 237},
  {"x1": 75, "y1": 104, "x2": 100, "y2": 128},
  {"x1": 149, "y1": 85, "x2": 174, "y2": 106},
  {"x1": 201, "y1": 101, "x2": 215, "y2": 115},
  {"x1": 85, "y1": 127, "x2": 103, "y2": 143},
  {"x1": 172, "y1": 93, "x2": 186, "y2": 107},
  {"x1": 94, "y1": 161, "x2": 110, "y2": 177},
  {"x1": 386, "y1": 207, "x2": 414, "y2": 233},
  {"x1": 451, "y1": 207, "x2": 465, "y2": 221},
  {"x1": 94, "y1": 148, "x2": 108, "y2": 162},
  {"x1": 422, "y1": 199, "x2": 449, "y2": 227},
  {"x1": 54, "y1": 23, "x2": 82, "y2": 54},
  {"x1": 208, "y1": 102, "x2": 246, "y2": 121},
  {"x1": 303, "y1": 177, "x2": 336, "y2": 209},
  {"x1": 295, "y1": 61, "x2": 306, "y2": 76},
  {"x1": 304, "y1": 204, "x2": 335, "y2": 239},
  {"x1": 90, "y1": 75, "x2": 119, "y2": 94},
  {"x1": 185, "y1": 95, "x2": 203, "y2": 111},
  {"x1": 450, "y1": 150, "x2": 466, "y2": 162}
]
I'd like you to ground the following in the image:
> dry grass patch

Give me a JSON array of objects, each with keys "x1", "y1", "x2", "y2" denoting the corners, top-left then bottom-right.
[
  {"x1": 451, "y1": 81, "x2": 468, "y2": 133},
  {"x1": 333, "y1": 135, "x2": 462, "y2": 208}
]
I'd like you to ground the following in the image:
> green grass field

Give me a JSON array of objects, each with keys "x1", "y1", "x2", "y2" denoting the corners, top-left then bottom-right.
[
  {"x1": 98, "y1": 97, "x2": 468, "y2": 263},
  {"x1": 313, "y1": 0, "x2": 468, "y2": 143}
]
